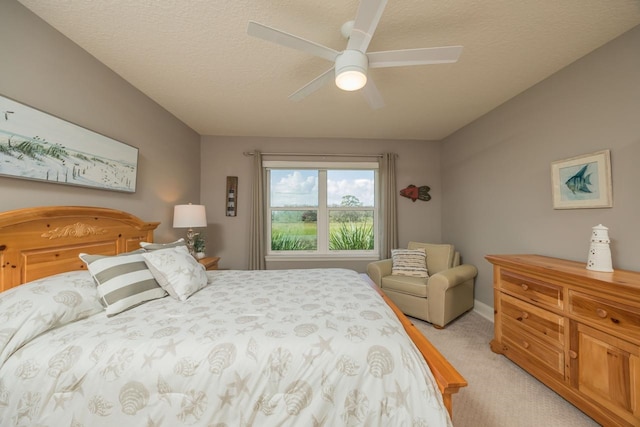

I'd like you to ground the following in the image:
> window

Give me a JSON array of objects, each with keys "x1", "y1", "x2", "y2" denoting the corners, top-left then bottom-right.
[{"x1": 266, "y1": 161, "x2": 378, "y2": 258}]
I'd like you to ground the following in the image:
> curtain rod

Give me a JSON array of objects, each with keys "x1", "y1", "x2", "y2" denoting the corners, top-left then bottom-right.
[{"x1": 243, "y1": 151, "x2": 384, "y2": 158}]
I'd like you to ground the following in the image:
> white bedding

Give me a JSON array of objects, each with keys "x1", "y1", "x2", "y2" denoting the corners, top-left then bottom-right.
[{"x1": 0, "y1": 268, "x2": 452, "y2": 427}]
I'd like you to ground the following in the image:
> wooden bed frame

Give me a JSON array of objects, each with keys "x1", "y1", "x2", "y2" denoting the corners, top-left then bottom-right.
[
  {"x1": 0, "y1": 206, "x2": 159, "y2": 289},
  {"x1": 0, "y1": 205, "x2": 466, "y2": 418}
]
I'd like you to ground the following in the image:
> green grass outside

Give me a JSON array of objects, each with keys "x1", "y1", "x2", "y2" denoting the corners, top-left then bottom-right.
[
  {"x1": 271, "y1": 221, "x2": 374, "y2": 251},
  {"x1": 271, "y1": 222, "x2": 317, "y2": 250},
  {"x1": 272, "y1": 221, "x2": 373, "y2": 234},
  {"x1": 272, "y1": 222, "x2": 317, "y2": 235}
]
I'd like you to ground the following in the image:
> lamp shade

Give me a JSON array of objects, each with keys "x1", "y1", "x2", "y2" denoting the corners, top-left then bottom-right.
[{"x1": 173, "y1": 204, "x2": 207, "y2": 228}]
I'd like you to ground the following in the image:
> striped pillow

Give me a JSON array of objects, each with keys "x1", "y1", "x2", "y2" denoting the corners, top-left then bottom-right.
[
  {"x1": 391, "y1": 248, "x2": 429, "y2": 278},
  {"x1": 79, "y1": 251, "x2": 167, "y2": 316},
  {"x1": 139, "y1": 238, "x2": 186, "y2": 251}
]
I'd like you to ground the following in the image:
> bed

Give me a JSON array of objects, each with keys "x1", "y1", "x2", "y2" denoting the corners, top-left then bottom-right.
[{"x1": 0, "y1": 206, "x2": 466, "y2": 426}]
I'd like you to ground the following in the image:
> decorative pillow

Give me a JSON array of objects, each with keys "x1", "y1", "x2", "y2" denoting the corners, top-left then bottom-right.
[
  {"x1": 79, "y1": 251, "x2": 167, "y2": 317},
  {"x1": 141, "y1": 246, "x2": 208, "y2": 301},
  {"x1": 391, "y1": 248, "x2": 429, "y2": 278},
  {"x1": 0, "y1": 270, "x2": 103, "y2": 366},
  {"x1": 140, "y1": 238, "x2": 186, "y2": 251}
]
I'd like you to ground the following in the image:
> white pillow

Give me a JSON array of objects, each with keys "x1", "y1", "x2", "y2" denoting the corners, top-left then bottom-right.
[
  {"x1": 0, "y1": 270, "x2": 103, "y2": 365},
  {"x1": 141, "y1": 246, "x2": 208, "y2": 301},
  {"x1": 391, "y1": 248, "x2": 429, "y2": 278},
  {"x1": 79, "y1": 251, "x2": 167, "y2": 317}
]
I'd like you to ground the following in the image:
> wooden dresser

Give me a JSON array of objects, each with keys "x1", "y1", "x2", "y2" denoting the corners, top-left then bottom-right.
[{"x1": 486, "y1": 254, "x2": 640, "y2": 427}]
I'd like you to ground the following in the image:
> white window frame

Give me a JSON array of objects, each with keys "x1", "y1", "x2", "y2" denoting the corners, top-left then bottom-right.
[{"x1": 265, "y1": 161, "x2": 379, "y2": 261}]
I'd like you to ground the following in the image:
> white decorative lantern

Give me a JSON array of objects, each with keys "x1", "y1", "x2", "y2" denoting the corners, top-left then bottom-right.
[{"x1": 586, "y1": 224, "x2": 613, "y2": 272}]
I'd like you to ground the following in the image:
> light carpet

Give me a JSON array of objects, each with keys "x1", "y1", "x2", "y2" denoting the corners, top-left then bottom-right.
[{"x1": 413, "y1": 311, "x2": 599, "y2": 427}]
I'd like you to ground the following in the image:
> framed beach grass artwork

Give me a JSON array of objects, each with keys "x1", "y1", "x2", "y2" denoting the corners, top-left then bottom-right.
[
  {"x1": 551, "y1": 149, "x2": 612, "y2": 209},
  {"x1": 0, "y1": 94, "x2": 138, "y2": 193}
]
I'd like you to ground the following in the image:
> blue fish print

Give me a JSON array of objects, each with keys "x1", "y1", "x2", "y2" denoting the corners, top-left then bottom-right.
[{"x1": 565, "y1": 164, "x2": 592, "y2": 194}]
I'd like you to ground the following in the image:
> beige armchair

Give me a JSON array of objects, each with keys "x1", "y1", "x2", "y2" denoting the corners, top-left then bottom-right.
[{"x1": 367, "y1": 242, "x2": 477, "y2": 328}]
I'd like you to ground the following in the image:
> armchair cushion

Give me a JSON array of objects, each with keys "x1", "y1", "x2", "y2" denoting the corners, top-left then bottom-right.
[
  {"x1": 381, "y1": 275, "x2": 429, "y2": 298},
  {"x1": 391, "y1": 248, "x2": 428, "y2": 278},
  {"x1": 408, "y1": 242, "x2": 455, "y2": 273}
]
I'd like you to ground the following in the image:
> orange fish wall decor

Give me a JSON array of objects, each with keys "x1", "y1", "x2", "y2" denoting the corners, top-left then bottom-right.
[{"x1": 399, "y1": 184, "x2": 431, "y2": 202}]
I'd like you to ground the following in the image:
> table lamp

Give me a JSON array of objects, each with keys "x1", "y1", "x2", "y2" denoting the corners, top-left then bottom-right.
[{"x1": 173, "y1": 203, "x2": 207, "y2": 256}]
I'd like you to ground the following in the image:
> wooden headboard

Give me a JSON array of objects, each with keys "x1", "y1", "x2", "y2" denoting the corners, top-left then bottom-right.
[{"x1": 0, "y1": 206, "x2": 159, "y2": 292}]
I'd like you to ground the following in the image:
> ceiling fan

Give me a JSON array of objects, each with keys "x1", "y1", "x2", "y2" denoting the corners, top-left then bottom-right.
[{"x1": 247, "y1": 0, "x2": 462, "y2": 109}]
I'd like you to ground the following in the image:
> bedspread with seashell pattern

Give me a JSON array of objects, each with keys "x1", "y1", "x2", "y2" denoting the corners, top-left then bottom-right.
[{"x1": 0, "y1": 268, "x2": 452, "y2": 427}]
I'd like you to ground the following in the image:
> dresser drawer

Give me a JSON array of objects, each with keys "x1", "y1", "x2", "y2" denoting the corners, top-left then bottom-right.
[
  {"x1": 569, "y1": 291, "x2": 640, "y2": 342},
  {"x1": 500, "y1": 293, "x2": 564, "y2": 346},
  {"x1": 500, "y1": 269, "x2": 563, "y2": 311},
  {"x1": 502, "y1": 320, "x2": 564, "y2": 377}
]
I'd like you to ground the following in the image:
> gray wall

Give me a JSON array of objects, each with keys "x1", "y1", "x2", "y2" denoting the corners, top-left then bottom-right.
[
  {"x1": 441, "y1": 25, "x2": 640, "y2": 308},
  {"x1": 4, "y1": 1, "x2": 637, "y2": 303},
  {"x1": 200, "y1": 136, "x2": 442, "y2": 270},
  {"x1": 0, "y1": 0, "x2": 201, "y2": 241}
]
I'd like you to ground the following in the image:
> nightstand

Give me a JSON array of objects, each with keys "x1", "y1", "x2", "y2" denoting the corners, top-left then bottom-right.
[{"x1": 198, "y1": 256, "x2": 220, "y2": 270}]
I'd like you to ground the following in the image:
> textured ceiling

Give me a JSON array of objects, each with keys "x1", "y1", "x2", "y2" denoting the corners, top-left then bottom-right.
[{"x1": 17, "y1": 0, "x2": 640, "y2": 140}]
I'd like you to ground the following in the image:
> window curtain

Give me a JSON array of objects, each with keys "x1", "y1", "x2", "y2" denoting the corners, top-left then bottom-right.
[
  {"x1": 248, "y1": 151, "x2": 266, "y2": 270},
  {"x1": 380, "y1": 153, "x2": 398, "y2": 259}
]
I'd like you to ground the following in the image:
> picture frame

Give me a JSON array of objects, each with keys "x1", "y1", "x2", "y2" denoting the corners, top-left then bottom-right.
[
  {"x1": 226, "y1": 176, "x2": 238, "y2": 216},
  {"x1": 0, "y1": 94, "x2": 138, "y2": 192},
  {"x1": 551, "y1": 149, "x2": 612, "y2": 209}
]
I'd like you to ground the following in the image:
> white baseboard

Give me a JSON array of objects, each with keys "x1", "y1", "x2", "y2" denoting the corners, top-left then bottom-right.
[{"x1": 473, "y1": 299, "x2": 494, "y2": 323}]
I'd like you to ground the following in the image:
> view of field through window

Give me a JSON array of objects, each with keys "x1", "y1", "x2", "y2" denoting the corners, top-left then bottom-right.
[{"x1": 270, "y1": 169, "x2": 375, "y2": 252}]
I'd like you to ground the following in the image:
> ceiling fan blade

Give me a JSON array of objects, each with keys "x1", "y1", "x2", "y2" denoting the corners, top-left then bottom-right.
[
  {"x1": 361, "y1": 78, "x2": 385, "y2": 110},
  {"x1": 347, "y1": 0, "x2": 388, "y2": 52},
  {"x1": 248, "y1": 21, "x2": 339, "y2": 62},
  {"x1": 368, "y1": 46, "x2": 463, "y2": 68},
  {"x1": 289, "y1": 67, "x2": 335, "y2": 102}
]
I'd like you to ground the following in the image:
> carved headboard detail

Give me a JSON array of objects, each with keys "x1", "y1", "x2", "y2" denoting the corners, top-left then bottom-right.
[
  {"x1": 0, "y1": 206, "x2": 159, "y2": 292},
  {"x1": 41, "y1": 222, "x2": 109, "y2": 239}
]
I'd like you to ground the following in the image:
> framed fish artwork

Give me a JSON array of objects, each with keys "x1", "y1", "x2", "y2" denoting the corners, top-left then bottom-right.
[{"x1": 551, "y1": 149, "x2": 612, "y2": 209}]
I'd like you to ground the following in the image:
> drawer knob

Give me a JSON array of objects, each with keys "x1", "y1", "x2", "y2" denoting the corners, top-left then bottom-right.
[
  {"x1": 596, "y1": 308, "x2": 608, "y2": 318},
  {"x1": 521, "y1": 284, "x2": 529, "y2": 291},
  {"x1": 569, "y1": 350, "x2": 578, "y2": 359},
  {"x1": 522, "y1": 312, "x2": 529, "y2": 319},
  {"x1": 522, "y1": 341, "x2": 530, "y2": 349}
]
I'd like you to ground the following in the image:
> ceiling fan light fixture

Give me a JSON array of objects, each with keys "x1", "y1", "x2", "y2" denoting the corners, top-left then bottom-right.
[
  {"x1": 335, "y1": 50, "x2": 368, "y2": 91},
  {"x1": 335, "y1": 69, "x2": 367, "y2": 91}
]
